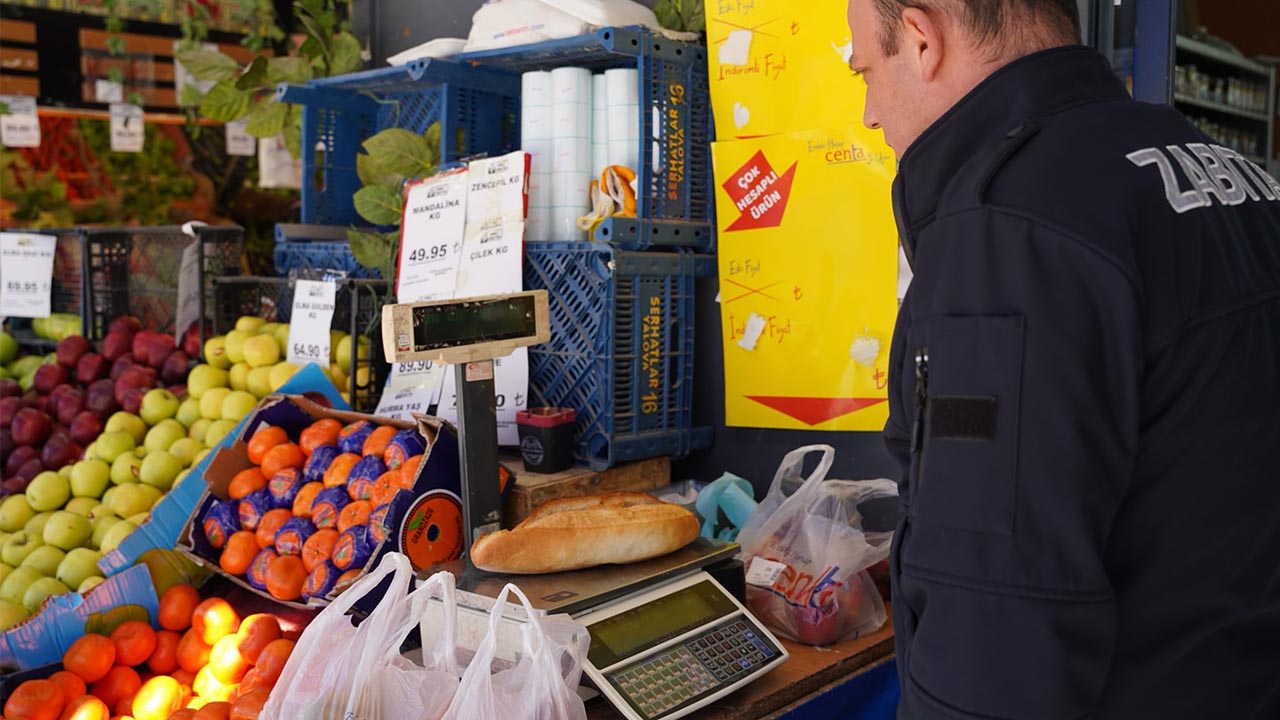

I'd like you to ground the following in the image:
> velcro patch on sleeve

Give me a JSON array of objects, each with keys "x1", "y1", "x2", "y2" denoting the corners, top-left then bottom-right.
[{"x1": 929, "y1": 396, "x2": 997, "y2": 441}]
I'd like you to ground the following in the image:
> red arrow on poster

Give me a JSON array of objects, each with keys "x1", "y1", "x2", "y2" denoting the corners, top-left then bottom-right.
[
  {"x1": 723, "y1": 150, "x2": 798, "y2": 232},
  {"x1": 746, "y1": 396, "x2": 887, "y2": 426}
]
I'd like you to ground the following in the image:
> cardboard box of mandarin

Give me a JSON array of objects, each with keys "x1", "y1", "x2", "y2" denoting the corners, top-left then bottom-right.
[{"x1": 176, "y1": 393, "x2": 467, "y2": 611}]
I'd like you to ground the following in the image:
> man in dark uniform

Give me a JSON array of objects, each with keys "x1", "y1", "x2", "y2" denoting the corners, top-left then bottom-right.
[{"x1": 845, "y1": 0, "x2": 1280, "y2": 717}]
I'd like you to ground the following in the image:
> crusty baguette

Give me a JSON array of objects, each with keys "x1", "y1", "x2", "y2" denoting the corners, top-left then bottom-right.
[{"x1": 470, "y1": 492, "x2": 701, "y2": 574}]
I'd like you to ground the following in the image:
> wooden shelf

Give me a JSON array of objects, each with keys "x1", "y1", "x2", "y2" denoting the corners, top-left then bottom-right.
[
  {"x1": 1174, "y1": 93, "x2": 1270, "y2": 123},
  {"x1": 35, "y1": 106, "x2": 221, "y2": 127},
  {"x1": 1177, "y1": 35, "x2": 1271, "y2": 77}
]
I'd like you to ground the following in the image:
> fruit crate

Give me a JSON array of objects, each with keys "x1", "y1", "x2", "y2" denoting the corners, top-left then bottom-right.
[
  {"x1": 524, "y1": 241, "x2": 714, "y2": 470},
  {"x1": 276, "y1": 58, "x2": 522, "y2": 227},
  {"x1": 210, "y1": 276, "x2": 391, "y2": 412},
  {"x1": 273, "y1": 223, "x2": 380, "y2": 279},
  {"x1": 456, "y1": 26, "x2": 715, "y2": 253},
  {"x1": 80, "y1": 225, "x2": 244, "y2": 344},
  {"x1": 2, "y1": 228, "x2": 86, "y2": 352}
]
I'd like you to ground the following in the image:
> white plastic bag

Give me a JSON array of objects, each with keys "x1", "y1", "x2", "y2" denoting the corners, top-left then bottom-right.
[
  {"x1": 738, "y1": 445, "x2": 898, "y2": 646},
  {"x1": 463, "y1": 0, "x2": 661, "y2": 53},
  {"x1": 442, "y1": 583, "x2": 590, "y2": 720}
]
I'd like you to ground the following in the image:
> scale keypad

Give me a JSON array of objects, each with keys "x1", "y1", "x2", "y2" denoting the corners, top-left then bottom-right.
[{"x1": 610, "y1": 620, "x2": 778, "y2": 719}]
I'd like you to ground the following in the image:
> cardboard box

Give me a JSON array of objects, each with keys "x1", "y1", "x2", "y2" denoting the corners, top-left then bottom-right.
[
  {"x1": 177, "y1": 394, "x2": 467, "y2": 610},
  {"x1": 0, "y1": 564, "x2": 159, "y2": 673},
  {"x1": 99, "y1": 365, "x2": 351, "y2": 577}
]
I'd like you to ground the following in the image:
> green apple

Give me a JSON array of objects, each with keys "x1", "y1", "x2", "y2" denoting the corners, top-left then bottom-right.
[
  {"x1": 105, "y1": 412, "x2": 148, "y2": 445},
  {"x1": 0, "y1": 562, "x2": 9, "y2": 585},
  {"x1": 269, "y1": 362, "x2": 301, "y2": 392},
  {"x1": 246, "y1": 366, "x2": 273, "y2": 398},
  {"x1": 94, "y1": 431, "x2": 137, "y2": 463},
  {"x1": 64, "y1": 498, "x2": 99, "y2": 517},
  {"x1": 23, "y1": 512, "x2": 52, "y2": 537},
  {"x1": 91, "y1": 515, "x2": 122, "y2": 549},
  {"x1": 0, "y1": 533, "x2": 9, "y2": 550},
  {"x1": 329, "y1": 331, "x2": 346, "y2": 363},
  {"x1": 235, "y1": 316, "x2": 266, "y2": 334},
  {"x1": 133, "y1": 446, "x2": 147, "y2": 459},
  {"x1": 335, "y1": 335, "x2": 370, "y2": 374},
  {"x1": 59, "y1": 465, "x2": 73, "y2": 479},
  {"x1": 0, "y1": 496, "x2": 35, "y2": 533},
  {"x1": 98, "y1": 521, "x2": 136, "y2": 553},
  {"x1": 228, "y1": 362, "x2": 251, "y2": 393},
  {"x1": 0, "y1": 331, "x2": 17, "y2": 364},
  {"x1": 139, "y1": 451, "x2": 183, "y2": 491},
  {"x1": 20, "y1": 545, "x2": 65, "y2": 577},
  {"x1": 168, "y1": 438, "x2": 203, "y2": 467},
  {"x1": 82, "y1": 442, "x2": 97, "y2": 461},
  {"x1": 259, "y1": 322, "x2": 280, "y2": 336},
  {"x1": 2, "y1": 532, "x2": 43, "y2": 566},
  {"x1": 88, "y1": 505, "x2": 118, "y2": 521},
  {"x1": 139, "y1": 388, "x2": 180, "y2": 425},
  {"x1": 144, "y1": 420, "x2": 187, "y2": 453},
  {"x1": 193, "y1": 449, "x2": 212, "y2": 466},
  {"x1": 110, "y1": 453, "x2": 143, "y2": 485},
  {"x1": 26, "y1": 471, "x2": 71, "y2": 512},
  {"x1": 242, "y1": 334, "x2": 280, "y2": 368},
  {"x1": 56, "y1": 548, "x2": 102, "y2": 590},
  {"x1": 172, "y1": 470, "x2": 190, "y2": 487},
  {"x1": 0, "y1": 567, "x2": 41, "y2": 604},
  {"x1": 189, "y1": 418, "x2": 213, "y2": 444},
  {"x1": 200, "y1": 387, "x2": 232, "y2": 420},
  {"x1": 70, "y1": 459, "x2": 111, "y2": 499},
  {"x1": 272, "y1": 324, "x2": 291, "y2": 355},
  {"x1": 42, "y1": 511, "x2": 92, "y2": 550},
  {"x1": 205, "y1": 419, "x2": 238, "y2": 447},
  {"x1": 221, "y1": 390, "x2": 258, "y2": 421},
  {"x1": 22, "y1": 576, "x2": 69, "y2": 613},
  {"x1": 78, "y1": 576, "x2": 105, "y2": 594},
  {"x1": 107, "y1": 484, "x2": 159, "y2": 518},
  {"x1": 126, "y1": 512, "x2": 150, "y2": 525},
  {"x1": 188, "y1": 364, "x2": 230, "y2": 400},
  {"x1": 203, "y1": 336, "x2": 231, "y2": 370},
  {"x1": 224, "y1": 330, "x2": 250, "y2": 364},
  {"x1": 175, "y1": 397, "x2": 202, "y2": 428},
  {"x1": 0, "y1": 598, "x2": 29, "y2": 630}
]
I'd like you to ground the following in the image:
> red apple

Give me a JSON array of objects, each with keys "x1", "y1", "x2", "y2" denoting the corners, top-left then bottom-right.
[
  {"x1": 54, "y1": 388, "x2": 86, "y2": 426},
  {"x1": 33, "y1": 363, "x2": 71, "y2": 395},
  {"x1": 131, "y1": 330, "x2": 157, "y2": 364},
  {"x1": 4, "y1": 445, "x2": 38, "y2": 477},
  {"x1": 110, "y1": 355, "x2": 136, "y2": 382},
  {"x1": 0, "y1": 428, "x2": 11, "y2": 455},
  {"x1": 101, "y1": 330, "x2": 134, "y2": 362},
  {"x1": 109, "y1": 315, "x2": 142, "y2": 335},
  {"x1": 86, "y1": 379, "x2": 119, "y2": 418},
  {"x1": 75, "y1": 352, "x2": 110, "y2": 384},
  {"x1": 145, "y1": 334, "x2": 177, "y2": 368},
  {"x1": 33, "y1": 396, "x2": 49, "y2": 413},
  {"x1": 160, "y1": 350, "x2": 191, "y2": 385},
  {"x1": 114, "y1": 366, "x2": 155, "y2": 404},
  {"x1": 3, "y1": 476, "x2": 30, "y2": 495},
  {"x1": 40, "y1": 431, "x2": 82, "y2": 470},
  {"x1": 16, "y1": 458, "x2": 43, "y2": 481},
  {"x1": 121, "y1": 387, "x2": 146, "y2": 415},
  {"x1": 0, "y1": 379, "x2": 19, "y2": 398},
  {"x1": 166, "y1": 385, "x2": 186, "y2": 398},
  {"x1": 69, "y1": 411, "x2": 105, "y2": 446},
  {"x1": 56, "y1": 335, "x2": 93, "y2": 368},
  {"x1": 0, "y1": 396, "x2": 21, "y2": 426},
  {"x1": 11, "y1": 407, "x2": 52, "y2": 446}
]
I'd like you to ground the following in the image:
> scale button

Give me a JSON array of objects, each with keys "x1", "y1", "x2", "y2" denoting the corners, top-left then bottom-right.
[
  {"x1": 740, "y1": 658, "x2": 753, "y2": 669},
  {"x1": 745, "y1": 630, "x2": 756, "y2": 640}
]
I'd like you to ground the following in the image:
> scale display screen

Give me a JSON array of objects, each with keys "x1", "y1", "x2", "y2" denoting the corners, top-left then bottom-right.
[
  {"x1": 587, "y1": 580, "x2": 737, "y2": 669},
  {"x1": 410, "y1": 294, "x2": 538, "y2": 352}
]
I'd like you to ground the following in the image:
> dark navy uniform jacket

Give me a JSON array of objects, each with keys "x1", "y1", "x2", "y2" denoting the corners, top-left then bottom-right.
[{"x1": 885, "y1": 46, "x2": 1280, "y2": 719}]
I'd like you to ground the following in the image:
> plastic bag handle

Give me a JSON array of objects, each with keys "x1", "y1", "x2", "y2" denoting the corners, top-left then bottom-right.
[{"x1": 768, "y1": 445, "x2": 835, "y2": 498}]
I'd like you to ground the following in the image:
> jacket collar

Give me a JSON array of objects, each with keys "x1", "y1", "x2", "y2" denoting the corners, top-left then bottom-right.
[{"x1": 893, "y1": 45, "x2": 1130, "y2": 265}]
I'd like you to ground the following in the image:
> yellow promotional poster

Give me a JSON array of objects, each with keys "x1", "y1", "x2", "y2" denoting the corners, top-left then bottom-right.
[
  {"x1": 706, "y1": 0, "x2": 868, "y2": 139},
  {"x1": 712, "y1": 127, "x2": 899, "y2": 431}
]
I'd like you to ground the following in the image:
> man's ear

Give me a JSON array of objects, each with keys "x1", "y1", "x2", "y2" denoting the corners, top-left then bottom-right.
[{"x1": 901, "y1": 6, "x2": 944, "y2": 81}]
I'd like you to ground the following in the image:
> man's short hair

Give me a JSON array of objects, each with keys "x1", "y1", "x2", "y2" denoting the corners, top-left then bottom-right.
[{"x1": 872, "y1": 0, "x2": 1080, "y2": 56}]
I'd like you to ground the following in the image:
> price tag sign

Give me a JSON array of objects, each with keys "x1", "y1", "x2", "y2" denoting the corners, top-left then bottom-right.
[
  {"x1": 0, "y1": 95, "x2": 40, "y2": 148},
  {"x1": 225, "y1": 119, "x2": 255, "y2": 157},
  {"x1": 373, "y1": 385, "x2": 436, "y2": 423},
  {"x1": 436, "y1": 349, "x2": 528, "y2": 446},
  {"x1": 287, "y1": 280, "x2": 336, "y2": 367},
  {"x1": 95, "y1": 79, "x2": 125, "y2": 103},
  {"x1": 396, "y1": 171, "x2": 469, "y2": 303},
  {"x1": 109, "y1": 104, "x2": 144, "y2": 153},
  {"x1": 0, "y1": 233, "x2": 56, "y2": 318},
  {"x1": 746, "y1": 557, "x2": 789, "y2": 587},
  {"x1": 174, "y1": 241, "x2": 201, "y2": 340}
]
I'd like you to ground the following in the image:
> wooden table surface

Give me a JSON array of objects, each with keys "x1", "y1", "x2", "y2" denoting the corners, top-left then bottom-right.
[{"x1": 587, "y1": 607, "x2": 895, "y2": 720}]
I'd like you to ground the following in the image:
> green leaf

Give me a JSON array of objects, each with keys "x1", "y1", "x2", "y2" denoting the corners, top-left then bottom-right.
[
  {"x1": 106, "y1": 36, "x2": 127, "y2": 56},
  {"x1": 330, "y1": 32, "x2": 362, "y2": 76},
  {"x1": 356, "y1": 152, "x2": 405, "y2": 190},
  {"x1": 653, "y1": 0, "x2": 681, "y2": 31},
  {"x1": 179, "y1": 84, "x2": 204, "y2": 108},
  {"x1": 296, "y1": 12, "x2": 332, "y2": 59},
  {"x1": 362, "y1": 128, "x2": 433, "y2": 179},
  {"x1": 197, "y1": 80, "x2": 251, "y2": 122},
  {"x1": 283, "y1": 105, "x2": 303, "y2": 158},
  {"x1": 298, "y1": 36, "x2": 323, "y2": 61},
  {"x1": 176, "y1": 49, "x2": 240, "y2": 82},
  {"x1": 0, "y1": 101, "x2": 9, "y2": 116},
  {"x1": 235, "y1": 55, "x2": 270, "y2": 90},
  {"x1": 652, "y1": 0, "x2": 703, "y2": 32},
  {"x1": 685, "y1": 1, "x2": 705, "y2": 33},
  {"x1": 244, "y1": 98, "x2": 288, "y2": 137},
  {"x1": 107, "y1": 68, "x2": 124, "y2": 85},
  {"x1": 353, "y1": 185, "x2": 403, "y2": 225},
  {"x1": 347, "y1": 228, "x2": 392, "y2": 273},
  {"x1": 266, "y1": 56, "x2": 313, "y2": 84}
]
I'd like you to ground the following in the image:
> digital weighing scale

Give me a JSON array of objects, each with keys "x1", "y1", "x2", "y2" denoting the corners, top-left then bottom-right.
[{"x1": 383, "y1": 291, "x2": 789, "y2": 719}]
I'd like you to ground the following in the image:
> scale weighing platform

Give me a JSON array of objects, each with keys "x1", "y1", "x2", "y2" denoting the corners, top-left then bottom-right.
[{"x1": 383, "y1": 292, "x2": 790, "y2": 719}]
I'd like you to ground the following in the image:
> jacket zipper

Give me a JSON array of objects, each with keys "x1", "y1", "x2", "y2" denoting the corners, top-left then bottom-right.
[{"x1": 911, "y1": 347, "x2": 929, "y2": 490}]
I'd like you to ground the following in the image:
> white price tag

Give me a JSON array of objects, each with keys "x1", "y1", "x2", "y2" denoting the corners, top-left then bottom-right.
[
  {"x1": 174, "y1": 241, "x2": 202, "y2": 339},
  {"x1": 95, "y1": 79, "x2": 124, "y2": 103},
  {"x1": 0, "y1": 96, "x2": 40, "y2": 148},
  {"x1": 287, "y1": 280, "x2": 336, "y2": 367},
  {"x1": 109, "y1": 104, "x2": 144, "y2": 153},
  {"x1": 746, "y1": 557, "x2": 789, "y2": 587},
  {"x1": 373, "y1": 385, "x2": 436, "y2": 423},
  {"x1": 395, "y1": 171, "x2": 469, "y2": 303},
  {"x1": 387, "y1": 359, "x2": 446, "y2": 392},
  {"x1": 436, "y1": 349, "x2": 528, "y2": 446},
  {"x1": 465, "y1": 152, "x2": 530, "y2": 225},
  {"x1": 0, "y1": 233, "x2": 56, "y2": 318},
  {"x1": 225, "y1": 119, "x2": 255, "y2": 157}
]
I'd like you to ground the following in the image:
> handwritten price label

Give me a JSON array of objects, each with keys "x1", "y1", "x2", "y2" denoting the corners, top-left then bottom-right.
[
  {"x1": 286, "y1": 280, "x2": 336, "y2": 367},
  {"x1": 0, "y1": 233, "x2": 56, "y2": 318},
  {"x1": 396, "y1": 172, "x2": 468, "y2": 303},
  {"x1": 0, "y1": 95, "x2": 40, "y2": 148}
]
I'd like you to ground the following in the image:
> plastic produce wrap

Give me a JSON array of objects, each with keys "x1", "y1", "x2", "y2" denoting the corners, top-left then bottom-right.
[
  {"x1": 202, "y1": 499, "x2": 240, "y2": 549},
  {"x1": 383, "y1": 429, "x2": 426, "y2": 470},
  {"x1": 269, "y1": 467, "x2": 304, "y2": 509},
  {"x1": 346, "y1": 456, "x2": 386, "y2": 502},
  {"x1": 304, "y1": 445, "x2": 341, "y2": 484},
  {"x1": 276, "y1": 517, "x2": 317, "y2": 556},
  {"x1": 337, "y1": 421, "x2": 375, "y2": 455},
  {"x1": 311, "y1": 486, "x2": 351, "y2": 530},
  {"x1": 332, "y1": 525, "x2": 374, "y2": 571}
]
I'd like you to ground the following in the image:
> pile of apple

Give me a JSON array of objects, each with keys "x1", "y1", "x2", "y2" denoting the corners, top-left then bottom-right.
[{"x1": 28, "y1": 312, "x2": 83, "y2": 342}]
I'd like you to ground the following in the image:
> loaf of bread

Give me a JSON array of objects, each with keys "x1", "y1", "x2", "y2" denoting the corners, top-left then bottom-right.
[{"x1": 470, "y1": 492, "x2": 701, "y2": 574}]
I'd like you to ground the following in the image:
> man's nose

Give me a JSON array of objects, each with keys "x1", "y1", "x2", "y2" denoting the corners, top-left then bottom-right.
[{"x1": 863, "y1": 104, "x2": 881, "y2": 131}]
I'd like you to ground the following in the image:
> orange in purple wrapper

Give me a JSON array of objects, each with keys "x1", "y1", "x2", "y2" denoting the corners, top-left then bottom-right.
[
  {"x1": 346, "y1": 455, "x2": 385, "y2": 501},
  {"x1": 203, "y1": 499, "x2": 239, "y2": 549},
  {"x1": 302, "y1": 560, "x2": 340, "y2": 600},
  {"x1": 383, "y1": 429, "x2": 426, "y2": 470},
  {"x1": 238, "y1": 488, "x2": 273, "y2": 530},
  {"x1": 368, "y1": 503, "x2": 392, "y2": 544},
  {"x1": 305, "y1": 444, "x2": 341, "y2": 483},
  {"x1": 247, "y1": 547, "x2": 278, "y2": 590},
  {"x1": 338, "y1": 421, "x2": 374, "y2": 454},
  {"x1": 311, "y1": 486, "x2": 350, "y2": 530},
  {"x1": 268, "y1": 467, "x2": 304, "y2": 508},
  {"x1": 332, "y1": 525, "x2": 373, "y2": 571},
  {"x1": 275, "y1": 516, "x2": 316, "y2": 556}
]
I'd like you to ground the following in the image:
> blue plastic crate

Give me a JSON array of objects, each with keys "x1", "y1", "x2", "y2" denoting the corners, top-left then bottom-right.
[
  {"x1": 273, "y1": 223, "x2": 382, "y2": 279},
  {"x1": 277, "y1": 59, "x2": 522, "y2": 227},
  {"x1": 524, "y1": 241, "x2": 715, "y2": 469},
  {"x1": 456, "y1": 26, "x2": 715, "y2": 253}
]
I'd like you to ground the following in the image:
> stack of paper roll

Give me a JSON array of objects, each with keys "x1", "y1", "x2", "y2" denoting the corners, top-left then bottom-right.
[
  {"x1": 605, "y1": 68, "x2": 640, "y2": 171},
  {"x1": 591, "y1": 74, "x2": 609, "y2": 182},
  {"x1": 551, "y1": 67, "x2": 593, "y2": 240},
  {"x1": 522, "y1": 70, "x2": 554, "y2": 242}
]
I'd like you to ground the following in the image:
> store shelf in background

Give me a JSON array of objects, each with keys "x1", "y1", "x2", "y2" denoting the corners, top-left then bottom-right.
[
  {"x1": 456, "y1": 26, "x2": 715, "y2": 253},
  {"x1": 210, "y1": 276, "x2": 391, "y2": 412},
  {"x1": 525, "y1": 241, "x2": 715, "y2": 471},
  {"x1": 1174, "y1": 93, "x2": 1270, "y2": 122},
  {"x1": 273, "y1": 223, "x2": 383, "y2": 279},
  {"x1": 1176, "y1": 35, "x2": 1273, "y2": 77},
  {"x1": 278, "y1": 58, "x2": 521, "y2": 226}
]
